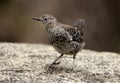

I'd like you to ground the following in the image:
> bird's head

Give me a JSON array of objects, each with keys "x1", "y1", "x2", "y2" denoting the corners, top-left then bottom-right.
[{"x1": 32, "y1": 14, "x2": 57, "y2": 29}]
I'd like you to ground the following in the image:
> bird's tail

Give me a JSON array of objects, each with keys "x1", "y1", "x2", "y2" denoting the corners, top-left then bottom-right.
[{"x1": 73, "y1": 19, "x2": 86, "y2": 30}]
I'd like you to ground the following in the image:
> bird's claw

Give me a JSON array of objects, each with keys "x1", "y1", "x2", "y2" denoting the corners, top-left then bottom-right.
[
  {"x1": 52, "y1": 62, "x2": 61, "y2": 65},
  {"x1": 49, "y1": 62, "x2": 61, "y2": 68}
]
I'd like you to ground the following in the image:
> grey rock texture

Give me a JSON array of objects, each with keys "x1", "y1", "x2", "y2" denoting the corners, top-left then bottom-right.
[{"x1": 0, "y1": 43, "x2": 120, "y2": 83}]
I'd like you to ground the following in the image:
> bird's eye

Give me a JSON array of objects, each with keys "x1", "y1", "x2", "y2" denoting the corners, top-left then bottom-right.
[{"x1": 44, "y1": 18, "x2": 47, "y2": 21}]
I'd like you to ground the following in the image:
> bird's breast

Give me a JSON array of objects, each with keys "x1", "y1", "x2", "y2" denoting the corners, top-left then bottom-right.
[{"x1": 48, "y1": 28, "x2": 72, "y2": 45}]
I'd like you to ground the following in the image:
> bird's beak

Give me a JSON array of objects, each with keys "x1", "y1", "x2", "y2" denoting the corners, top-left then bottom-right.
[{"x1": 32, "y1": 17, "x2": 42, "y2": 21}]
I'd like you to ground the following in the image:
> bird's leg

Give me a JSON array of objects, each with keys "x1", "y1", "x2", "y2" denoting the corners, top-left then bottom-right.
[
  {"x1": 72, "y1": 54, "x2": 76, "y2": 71},
  {"x1": 50, "y1": 54, "x2": 64, "y2": 65}
]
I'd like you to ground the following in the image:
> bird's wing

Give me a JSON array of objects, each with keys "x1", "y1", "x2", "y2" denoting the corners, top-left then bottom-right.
[{"x1": 58, "y1": 23, "x2": 84, "y2": 43}]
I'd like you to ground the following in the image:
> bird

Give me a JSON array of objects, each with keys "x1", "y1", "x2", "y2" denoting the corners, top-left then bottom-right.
[{"x1": 32, "y1": 14, "x2": 85, "y2": 71}]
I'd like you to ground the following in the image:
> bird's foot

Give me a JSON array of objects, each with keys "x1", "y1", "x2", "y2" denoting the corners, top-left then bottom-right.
[
  {"x1": 52, "y1": 62, "x2": 61, "y2": 65},
  {"x1": 49, "y1": 62, "x2": 61, "y2": 68}
]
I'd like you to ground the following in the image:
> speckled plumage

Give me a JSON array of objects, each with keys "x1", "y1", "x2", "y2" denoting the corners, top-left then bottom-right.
[
  {"x1": 32, "y1": 14, "x2": 85, "y2": 70},
  {"x1": 48, "y1": 23, "x2": 84, "y2": 55}
]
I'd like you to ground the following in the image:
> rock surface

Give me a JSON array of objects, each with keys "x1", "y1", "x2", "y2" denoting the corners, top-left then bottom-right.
[{"x1": 0, "y1": 43, "x2": 120, "y2": 83}]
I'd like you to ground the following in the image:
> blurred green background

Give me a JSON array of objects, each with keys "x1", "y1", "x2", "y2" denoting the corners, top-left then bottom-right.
[{"x1": 0, "y1": 0, "x2": 120, "y2": 53}]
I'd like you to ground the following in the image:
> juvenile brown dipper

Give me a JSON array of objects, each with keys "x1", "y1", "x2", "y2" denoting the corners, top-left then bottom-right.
[{"x1": 32, "y1": 14, "x2": 85, "y2": 70}]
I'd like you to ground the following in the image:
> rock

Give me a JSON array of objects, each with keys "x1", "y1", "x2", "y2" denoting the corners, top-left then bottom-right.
[{"x1": 0, "y1": 43, "x2": 120, "y2": 83}]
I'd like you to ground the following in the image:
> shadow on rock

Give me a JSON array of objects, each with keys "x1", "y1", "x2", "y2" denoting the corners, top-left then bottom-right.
[{"x1": 44, "y1": 64, "x2": 75, "y2": 74}]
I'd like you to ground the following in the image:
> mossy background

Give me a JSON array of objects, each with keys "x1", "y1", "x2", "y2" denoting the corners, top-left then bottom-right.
[{"x1": 0, "y1": 0, "x2": 120, "y2": 53}]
